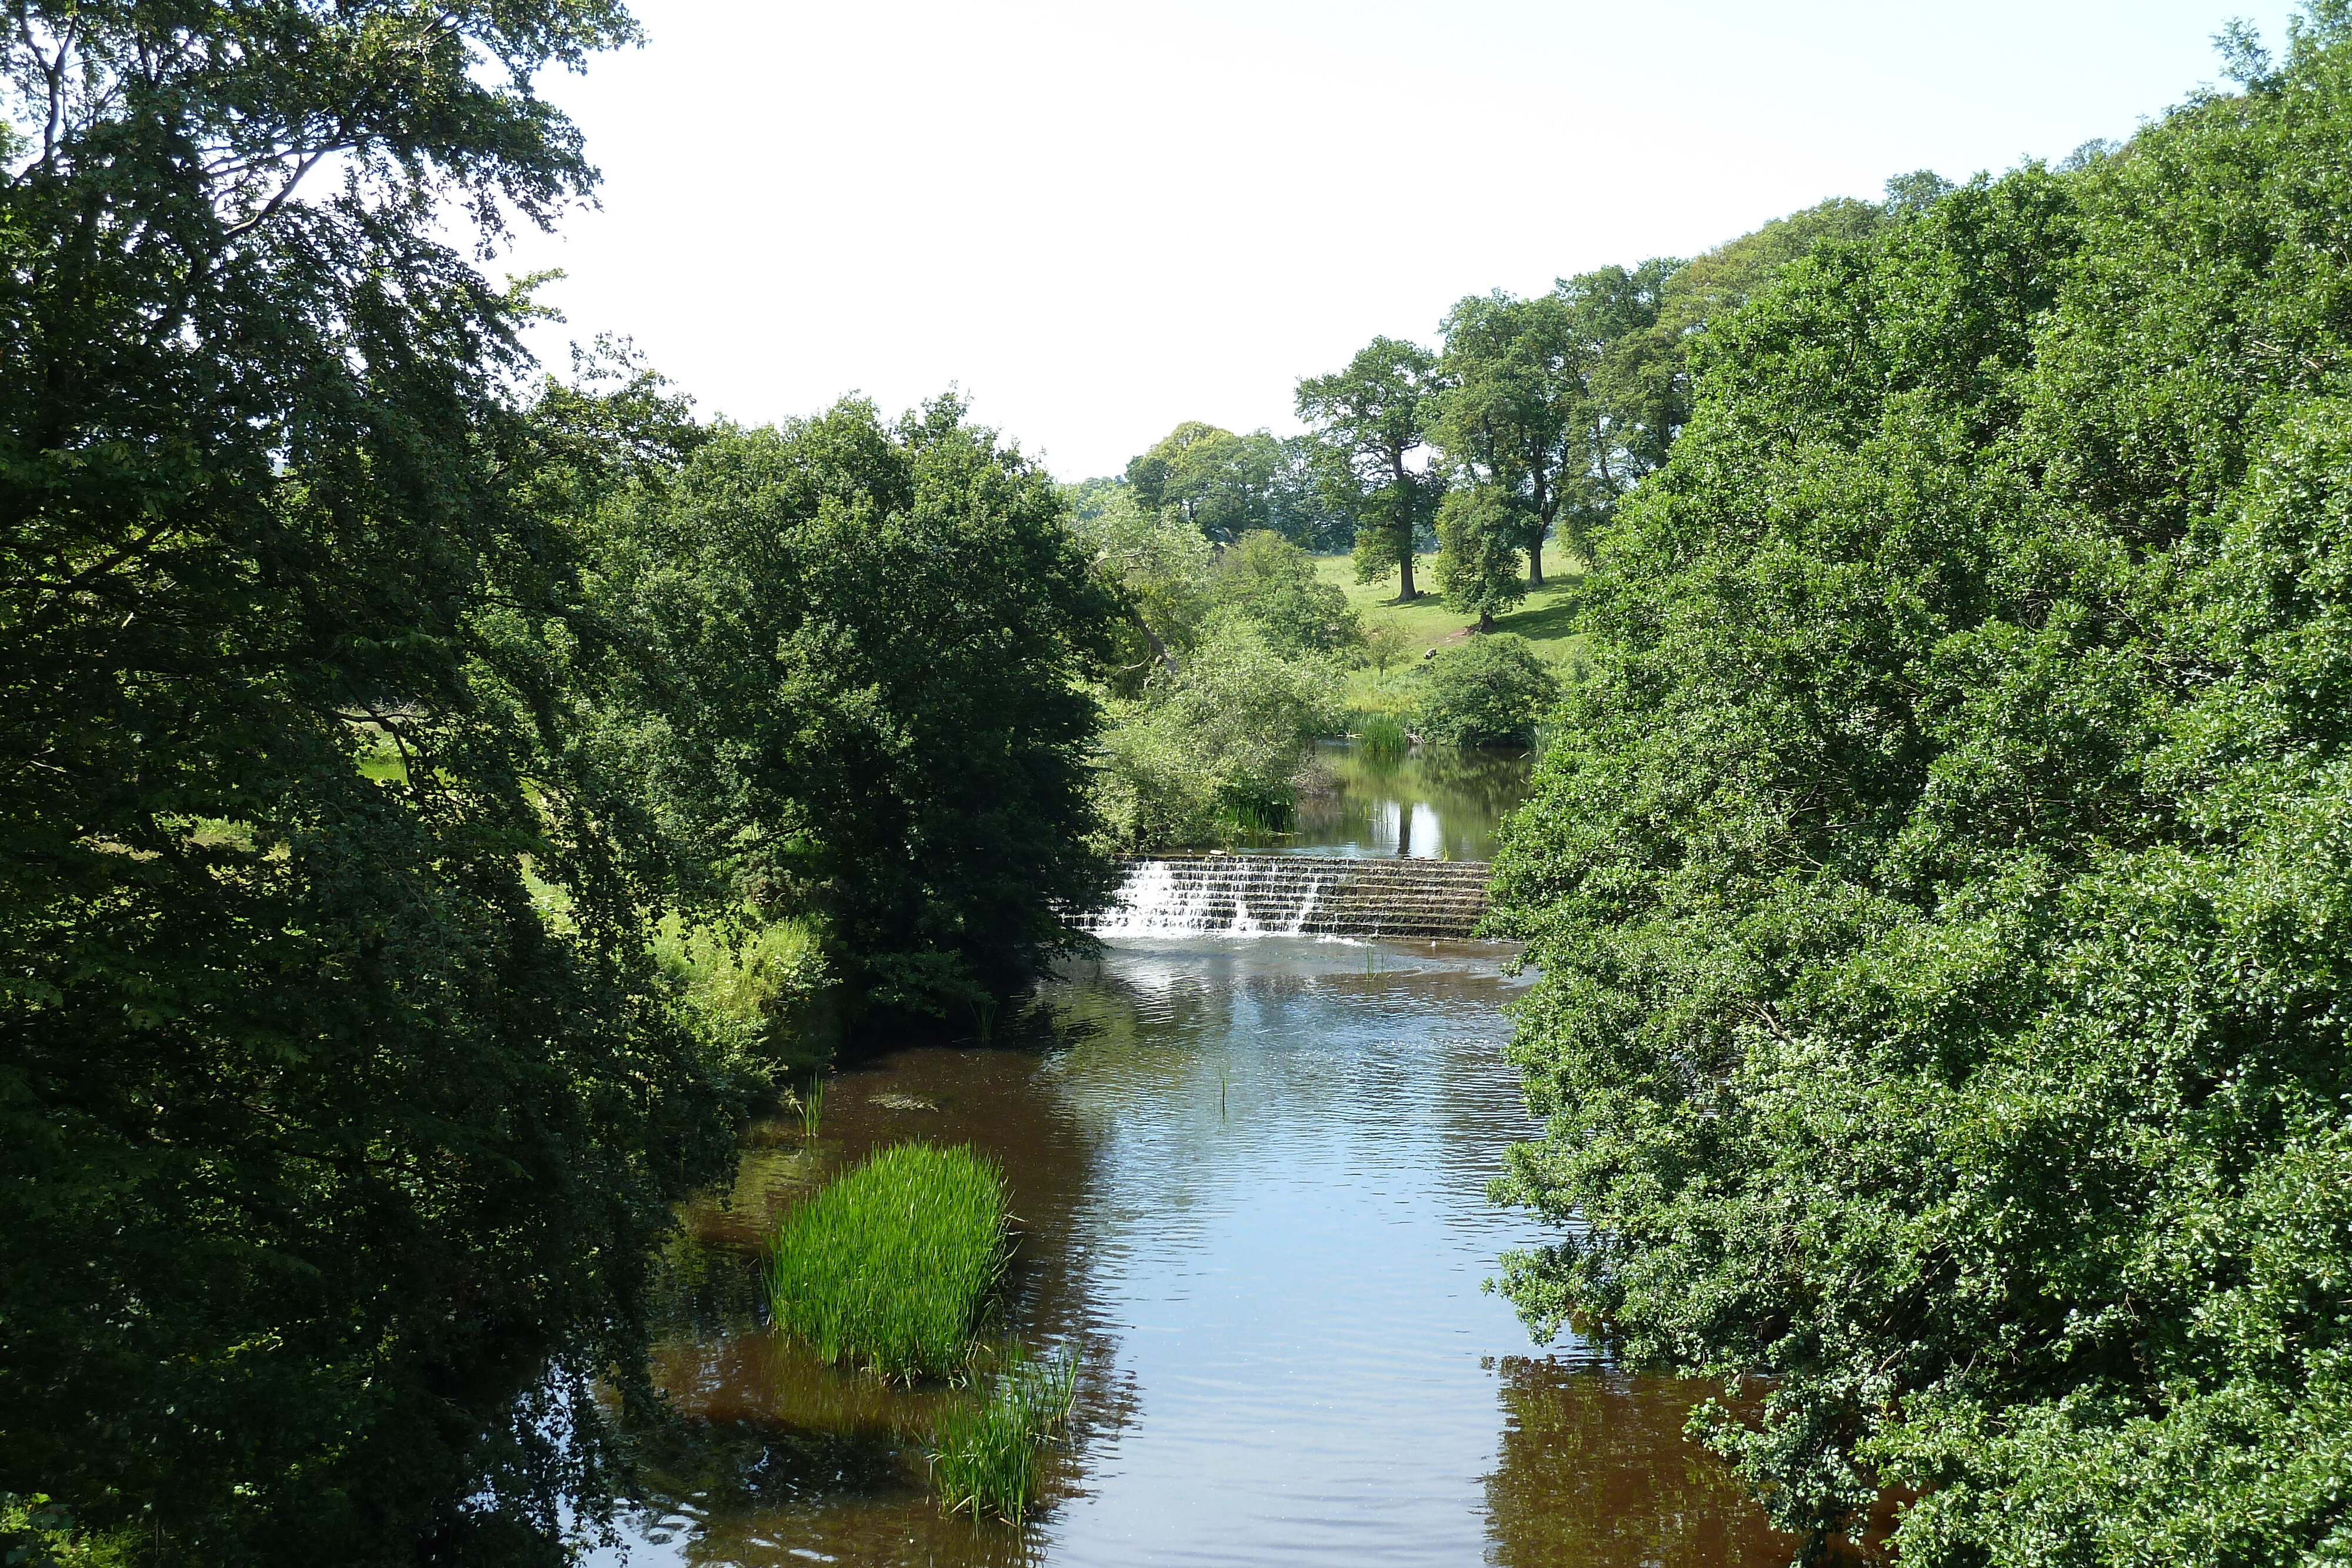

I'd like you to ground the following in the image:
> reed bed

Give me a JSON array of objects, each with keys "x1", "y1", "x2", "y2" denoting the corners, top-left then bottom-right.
[
  {"x1": 930, "y1": 1344, "x2": 1080, "y2": 1525},
  {"x1": 764, "y1": 1141, "x2": 1007, "y2": 1382},
  {"x1": 1354, "y1": 713, "x2": 1411, "y2": 757}
]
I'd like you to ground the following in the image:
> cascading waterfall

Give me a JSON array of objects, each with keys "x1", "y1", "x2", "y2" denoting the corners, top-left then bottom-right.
[{"x1": 1075, "y1": 855, "x2": 1494, "y2": 940}]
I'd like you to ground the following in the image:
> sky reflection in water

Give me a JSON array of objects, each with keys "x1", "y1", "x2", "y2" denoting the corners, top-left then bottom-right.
[{"x1": 592, "y1": 934, "x2": 1828, "y2": 1568}]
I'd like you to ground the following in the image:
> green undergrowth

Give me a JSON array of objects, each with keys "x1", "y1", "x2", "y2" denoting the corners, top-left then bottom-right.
[
  {"x1": 653, "y1": 911, "x2": 830, "y2": 1073},
  {"x1": 765, "y1": 1142, "x2": 1008, "y2": 1382},
  {"x1": 930, "y1": 1344, "x2": 1081, "y2": 1525},
  {"x1": 0, "y1": 1494, "x2": 139, "y2": 1567}
]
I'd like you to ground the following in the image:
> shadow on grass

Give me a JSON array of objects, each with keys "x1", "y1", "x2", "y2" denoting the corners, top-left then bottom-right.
[{"x1": 1497, "y1": 583, "x2": 1581, "y2": 643}]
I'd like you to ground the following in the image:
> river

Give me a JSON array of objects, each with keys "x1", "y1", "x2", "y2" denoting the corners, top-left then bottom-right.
[{"x1": 593, "y1": 745, "x2": 1855, "y2": 1567}]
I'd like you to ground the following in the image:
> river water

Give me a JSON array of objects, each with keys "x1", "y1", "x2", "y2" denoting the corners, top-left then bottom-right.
[
  {"x1": 1240, "y1": 740, "x2": 1535, "y2": 861},
  {"x1": 594, "y1": 748, "x2": 1852, "y2": 1568}
]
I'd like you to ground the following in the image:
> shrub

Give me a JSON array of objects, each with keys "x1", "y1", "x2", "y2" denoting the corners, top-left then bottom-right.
[
  {"x1": 1093, "y1": 613, "x2": 1344, "y2": 848},
  {"x1": 765, "y1": 1142, "x2": 1007, "y2": 1382},
  {"x1": 652, "y1": 911, "x2": 828, "y2": 1071},
  {"x1": 1416, "y1": 635, "x2": 1558, "y2": 745},
  {"x1": 1213, "y1": 529, "x2": 1362, "y2": 654}
]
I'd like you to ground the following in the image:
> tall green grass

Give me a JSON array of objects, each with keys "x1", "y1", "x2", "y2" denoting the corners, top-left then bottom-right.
[
  {"x1": 764, "y1": 1142, "x2": 1007, "y2": 1382},
  {"x1": 1354, "y1": 712, "x2": 1411, "y2": 757},
  {"x1": 930, "y1": 1344, "x2": 1080, "y2": 1524}
]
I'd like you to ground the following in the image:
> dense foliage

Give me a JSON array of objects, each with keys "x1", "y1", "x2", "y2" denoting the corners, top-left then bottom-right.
[
  {"x1": 590, "y1": 403, "x2": 1122, "y2": 1021},
  {"x1": 1212, "y1": 529, "x2": 1361, "y2": 656},
  {"x1": 1073, "y1": 500, "x2": 1347, "y2": 848},
  {"x1": 0, "y1": 3, "x2": 776, "y2": 1562},
  {"x1": 1416, "y1": 636, "x2": 1557, "y2": 746},
  {"x1": 1488, "y1": 11, "x2": 2352, "y2": 1563}
]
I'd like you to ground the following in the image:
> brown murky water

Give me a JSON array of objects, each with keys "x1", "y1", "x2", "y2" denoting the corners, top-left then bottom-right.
[{"x1": 590, "y1": 931, "x2": 1867, "y2": 1568}]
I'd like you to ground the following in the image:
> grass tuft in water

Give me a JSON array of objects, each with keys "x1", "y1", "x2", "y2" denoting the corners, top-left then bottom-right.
[
  {"x1": 764, "y1": 1141, "x2": 1007, "y2": 1382},
  {"x1": 930, "y1": 1344, "x2": 1081, "y2": 1524},
  {"x1": 796, "y1": 1076, "x2": 826, "y2": 1139},
  {"x1": 1355, "y1": 712, "x2": 1411, "y2": 757}
]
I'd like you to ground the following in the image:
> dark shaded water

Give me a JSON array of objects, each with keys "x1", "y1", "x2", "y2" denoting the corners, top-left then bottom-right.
[
  {"x1": 1238, "y1": 741, "x2": 1534, "y2": 861},
  {"x1": 594, "y1": 932, "x2": 1848, "y2": 1567}
]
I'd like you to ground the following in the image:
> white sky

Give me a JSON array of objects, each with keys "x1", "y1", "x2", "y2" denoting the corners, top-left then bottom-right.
[{"x1": 495, "y1": 0, "x2": 2303, "y2": 480}]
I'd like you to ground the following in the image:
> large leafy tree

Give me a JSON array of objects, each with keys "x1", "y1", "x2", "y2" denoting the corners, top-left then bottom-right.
[
  {"x1": 590, "y1": 399, "x2": 1124, "y2": 1024},
  {"x1": 0, "y1": 5, "x2": 763, "y2": 1562},
  {"x1": 1428, "y1": 292, "x2": 1579, "y2": 585},
  {"x1": 1551, "y1": 259, "x2": 1681, "y2": 557},
  {"x1": 1432, "y1": 484, "x2": 1527, "y2": 630},
  {"x1": 1296, "y1": 336, "x2": 1445, "y2": 601},
  {"x1": 1488, "y1": 10, "x2": 2352, "y2": 1564},
  {"x1": 1125, "y1": 421, "x2": 1284, "y2": 543}
]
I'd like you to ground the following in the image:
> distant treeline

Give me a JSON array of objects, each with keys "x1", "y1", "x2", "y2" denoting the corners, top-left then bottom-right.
[{"x1": 1080, "y1": 180, "x2": 1942, "y2": 624}]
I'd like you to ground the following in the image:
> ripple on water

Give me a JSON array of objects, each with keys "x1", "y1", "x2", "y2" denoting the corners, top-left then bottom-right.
[{"x1": 590, "y1": 932, "x2": 1864, "y2": 1568}]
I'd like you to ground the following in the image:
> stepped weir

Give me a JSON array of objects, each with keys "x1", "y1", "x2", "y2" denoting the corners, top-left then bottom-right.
[{"x1": 1074, "y1": 854, "x2": 1493, "y2": 940}]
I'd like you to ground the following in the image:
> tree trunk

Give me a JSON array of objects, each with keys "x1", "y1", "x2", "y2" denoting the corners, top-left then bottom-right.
[
  {"x1": 1528, "y1": 468, "x2": 1551, "y2": 588},
  {"x1": 1392, "y1": 449, "x2": 1418, "y2": 601},
  {"x1": 1139, "y1": 618, "x2": 1181, "y2": 680}
]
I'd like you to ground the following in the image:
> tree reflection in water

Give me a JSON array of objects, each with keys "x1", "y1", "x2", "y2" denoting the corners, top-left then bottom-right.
[{"x1": 1483, "y1": 1355, "x2": 1885, "y2": 1568}]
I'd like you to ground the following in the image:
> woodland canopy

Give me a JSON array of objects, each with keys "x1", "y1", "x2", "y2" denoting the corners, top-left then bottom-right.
[{"x1": 1488, "y1": 9, "x2": 2352, "y2": 1563}]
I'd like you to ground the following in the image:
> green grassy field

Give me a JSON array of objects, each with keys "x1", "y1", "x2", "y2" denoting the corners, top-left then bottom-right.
[{"x1": 1315, "y1": 543, "x2": 1589, "y2": 715}]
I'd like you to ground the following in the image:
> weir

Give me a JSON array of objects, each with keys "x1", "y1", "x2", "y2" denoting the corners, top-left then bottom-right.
[{"x1": 1075, "y1": 854, "x2": 1493, "y2": 940}]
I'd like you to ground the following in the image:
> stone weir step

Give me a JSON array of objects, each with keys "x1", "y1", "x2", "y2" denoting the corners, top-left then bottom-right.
[{"x1": 1071, "y1": 853, "x2": 1498, "y2": 940}]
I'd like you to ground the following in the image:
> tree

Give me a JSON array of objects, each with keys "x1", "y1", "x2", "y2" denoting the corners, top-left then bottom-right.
[
  {"x1": 1214, "y1": 530, "x2": 1361, "y2": 654},
  {"x1": 593, "y1": 399, "x2": 1124, "y2": 1021},
  {"x1": 0, "y1": 4, "x2": 760, "y2": 1562},
  {"x1": 1093, "y1": 613, "x2": 1342, "y2": 849},
  {"x1": 1418, "y1": 634, "x2": 1556, "y2": 744},
  {"x1": 1068, "y1": 484, "x2": 1213, "y2": 688},
  {"x1": 1126, "y1": 422, "x2": 1283, "y2": 543},
  {"x1": 1429, "y1": 291, "x2": 1581, "y2": 586},
  {"x1": 1552, "y1": 259, "x2": 1683, "y2": 559},
  {"x1": 1296, "y1": 337, "x2": 1446, "y2": 601},
  {"x1": 1486, "y1": 14, "x2": 2352, "y2": 1564},
  {"x1": 1434, "y1": 486, "x2": 1528, "y2": 630}
]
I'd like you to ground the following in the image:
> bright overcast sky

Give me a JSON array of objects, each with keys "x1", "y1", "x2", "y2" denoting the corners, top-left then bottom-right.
[{"x1": 494, "y1": 0, "x2": 2303, "y2": 480}]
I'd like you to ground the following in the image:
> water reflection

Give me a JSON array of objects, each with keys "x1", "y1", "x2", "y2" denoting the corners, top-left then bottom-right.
[
  {"x1": 1245, "y1": 740, "x2": 1532, "y2": 860},
  {"x1": 597, "y1": 935, "x2": 1816, "y2": 1567},
  {"x1": 1486, "y1": 1356, "x2": 1780, "y2": 1568}
]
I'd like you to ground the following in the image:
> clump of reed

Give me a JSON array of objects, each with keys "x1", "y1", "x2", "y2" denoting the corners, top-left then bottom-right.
[
  {"x1": 930, "y1": 1343, "x2": 1081, "y2": 1525},
  {"x1": 1354, "y1": 712, "x2": 1411, "y2": 757},
  {"x1": 795, "y1": 1076, "x2": 826, "y2": 1139},
  {"x1": 764, "y1": 1141, "x2": 1007, "y2": 1382}
]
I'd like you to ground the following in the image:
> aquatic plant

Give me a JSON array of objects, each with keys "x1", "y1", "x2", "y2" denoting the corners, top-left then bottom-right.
[
  {"x1": 1214, "y1": 781, "x2": 1295, "y2": 835},
  {"x1": 1355, "y1": 712, "x2": 1411, "y2": 757},
  {"x1": 930, "y1": 1345, "x2": 1080, "y2": 1524},
  {"x1": 796, "y1": 1076, "x2": 826, "y2": 1140},
  {"x1": 764, "y1": 1142, "x2": 1007, "y2": 1382}
]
